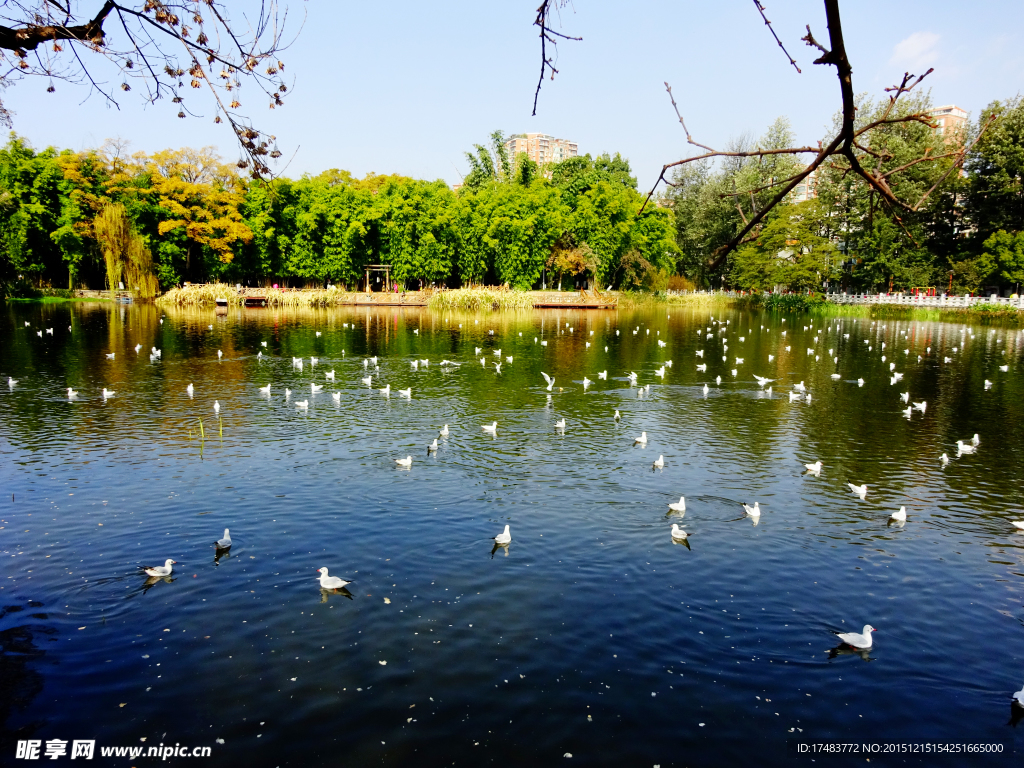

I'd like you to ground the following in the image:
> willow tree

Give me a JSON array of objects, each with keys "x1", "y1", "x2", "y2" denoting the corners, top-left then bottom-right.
[{"x1": 93, "y1": 202, "x2": 158, "y2": 297}]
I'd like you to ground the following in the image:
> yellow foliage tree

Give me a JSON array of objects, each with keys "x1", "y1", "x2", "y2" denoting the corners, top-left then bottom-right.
[{"x1": 146, "y1": 148, "x2": 253, "y2": 274}]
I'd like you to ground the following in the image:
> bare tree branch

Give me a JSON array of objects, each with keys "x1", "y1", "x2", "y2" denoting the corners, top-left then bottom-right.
[
  {"x1": 532, "y1": 0, "x2": 581, "y2": 117},
  {"x1": 752, "y1": 0, "x2": 801, "y2": 73}
]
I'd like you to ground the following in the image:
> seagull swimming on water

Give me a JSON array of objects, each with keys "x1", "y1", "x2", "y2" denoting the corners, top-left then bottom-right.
[
  {"x1": 668, "y1": 496, "x2": 686, "y2": 513},
  {"x1": 216, "y1": 529, "x2": 232, "y2": 549},
  {"x1": 634, "y1": 431, "x2": 647, "y2": 445},
  {"x1": 743, "y1": 502, "x2": 761, "y2": 518},
  {"x1": 890, "y1": 506, "x2": 907, "y2": 522},
  {"x1": 653, "y1": 455, "x2": 664, "y2": 469},
  {"x1": 494, "y1": 525, "x2": 511, "y2": 545},
  {"x1": 848, "y1": 483, "x2": 867, "y2": 499},
  {"x1": 670, "y1": 524, "x2": 688, "y2": 541},
  {"x1": 143, "y1": 559, "x2": 176, "y2": 578},
  {"x1": 482, "y1": 421, "x2": 498, "y2": 434},
  {"x1": 395, "y1": 456, "x2": 412, "y2": 468},
  {"x1": 804, "y1": 460, "x2": 822, "y2": 476},
  {"x1": 835, "y1": 624, "x2": 875, "y2": 649},
  {"x1": 317, "y1": 567, "x2": 351, "y2": 590}
]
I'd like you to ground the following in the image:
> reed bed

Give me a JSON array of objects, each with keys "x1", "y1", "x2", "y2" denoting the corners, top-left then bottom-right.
[
  {"x1": 157, "y1": 283, "x2": 348, "y2": 307},
  {"x1": 664, "y1": 292, "x2": 733, "y2": 307},
  {"x1": 427, "y1": 288, "x2": 534, "y2": 312}
]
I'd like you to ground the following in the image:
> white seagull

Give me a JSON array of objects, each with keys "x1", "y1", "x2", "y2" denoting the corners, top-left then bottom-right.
[
  {"x1": 541, "y1": 372, "x2": 555, "y2": 391},
  {"x1": 555, "y1": 418, "x2": 566, "y2": 430},
  {"x1": 835, "y1": 624, "x2": 875, "y2": 649},
  {"x1": 311, "y1": 383, "x2": 324, "y2": 394},
  {"x1": 439, "y1": 424, "x2": 449, "y2": 436},
  {"x1": 482, "y1": 421, "x2": 498, "y2": 434},
  {"x1": 143, "y1": 559, "x2": 176, "y2": 578},
  {"x1": 634, "y1": 431, "x2": 647, "y2": 445},
  {"x1": 427, "y1": 438, "x2": 438, "y2": 452},
  {"x1": 494, "y1": 525, "x2": 511, "y2": 545},
  {"x1": 260, "y1": 384, "x2": 271, "y2": 395},
  {"x1": 668, "y1": 496, "x2": 686, "y2": 513},
  {"x1": 67, "y1": 387, "x2": 79, "y2": 399},
  {"x1": 743, "y1": 502, "x2": 761, "y2": 518},
  {"x1": 890, "y1": 506, "x2": 907, "y2": 522},
  {"x1": 805, "y1": 460, "x2": 822, "y2": 475},
  {"x1": 653, "y1": 455, "x2": 665, "y2": 469},
  {"x1": 848, "y1": 483, "x2": 867, "y2": 499},
  {"x1": 216, "y1": 529, "x2": 232, "y2": 549},
  {"x1": 379, "y1": 384, "x2": 390, "y2": 397},
  {"x1": 670, "y1": 524, "x2": 688, "y2": 541},
  {"x1": 102, "y1": 388, "x2": 115, "y2": 399},
  {"x1": 395, "y1": 456, "x2": 413, "y2": 468},
  {"x1": 317, "y1": 567, "x2": 352, "y2": 590}
]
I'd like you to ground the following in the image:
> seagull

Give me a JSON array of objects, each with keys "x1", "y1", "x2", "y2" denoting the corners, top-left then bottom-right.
[
  {"x1": 331, "y1": 392, "x2": 341, "y2": 402},
  {"x1": 379, "y1": 384, "x2": 390, "y2": 397},
  {"x1": 614, "y1": 410, "x2": 621, "y2": 420},
  {"x1": 363, "y1": 359, "x2": 369, "y2": 369},
  {"x1": 494, "y1": 363, "x2": 501, "y2": 374},
  {"x1": 598, "y1": 371, "x2": 607, "y2": 380},
  {"x1": 134, "y1": 344, "x2": 142, "y2": 353},
  {"x1": 703, "y1": 383, "x2": 709, "y2": 395},
  {"x1": 830, "y1": 373, "x2": 841, "y2": 380},
  {"x1": 971, "y1": 433, "x2": 980, "y2": 446},
  {"x1": 326, "y1": 370, "x2": 335, "y2": 380},
  {"x1": 555, "y1": 418, "x2": 566, "y2": 430},
  {"x1": 985, "y1": 379, "x2": 992, "y2": 390},
  {"x1": 696, "y1": 350, "x2": 704, "y2": 358},
  {"x1": 439, "y1": 424, "x2": 449, "y2": 436},
  {"x1": 715, "y1": 375, "x2": 721, "y2": 385},
  {"x1": 494, "y1": 525, "x2": 511, "y2": 545},
  {"x1": 296, "y1": 399, "x2": 308, "y2": 409},
  {"x1": 890, "y1": 506, "x2": 907, "y2": 522},
  {"x1": 143, "y1": 559, "x2": 176, "y2": 578},
  {"x1": 187, "y1": 383, "x2": 194, "y2": 396},
  {"x1": 214, "y1": 401, "x2": 221, "y2": 414},
  {"x1": 848, "y1": 483, "x2": 867, "y2": 499},
  {"x1": 940, "y1": 453, "x2": 949, "y2": 466},
  {"x1": 1013, "y1": 522, "x2": 1024, "y2": 531},
  {"x1": 482, "y1": 421, "x2": 498, "y2": 434},
  {"x1": 217, "y1": 350, "x2": 223, "y2": 359},
  {"x1": 857, "y1": 378, "x2": 865, "y2": 387},
  {"x1": 653, "y1": 455, "x2": 665, "y2": 469},
  {"x1": 835, "y1": 625, "x2": 875, "y2": 649},
  {"x1": 285, "y1": 388, "x2": 292, "y2": 399},
  {"x1": 805, "y1": 461, "x2": 822, "y2": 475},
  {"x1": 67, "y1": 388, "x2": 79, "y2": 399},
  {"x1": 311, "y1": 383, "x2": 324, "y2": 394},
  {"x1": 260, "y1": 384, "x2": 271, "y2": 395},
  {"x1": 743, "y1": 502, "x2": 761, "y2": 518},
  {"x1": 670, "y1": 524, "x2": 688, "y2": 541},
  {"x1": 999, "y1": 365, "x2": 1009, "y2": 372},
  {"x1": 105, "y1": 352, "x2": 115, "y2": 359},
  {"x1": 311, "y1": 357, "x2": 319, "y2": 367},
  {"x1": 754, "y1": 375, "x2": 775, "y2": 387},
  {"x1": 668, "y1": 496, "x2": 686, "y2": 513},
  {"x1": 216, "y1": 529, "x2": 232, "y2": 549},
  {"x1": 1014, "y1": 685, "x2": 1024, "y2": 708},
  {"x1": 768, "y1": 354, "x2": 775, "y2": 362},
  {"x1": 912, "y1": 401, "x2": 927, "y2": 412},
  {"x1": 317, "y1": 567, "x2": 352, "y2": 590},
  {"x1": 789, "y1": 392, "x2": 803, "y2": 402},
  {"x1": 261, "y1": 341, "x2": 268, "y2": 348},
  {"x1": 102, "y1": 388, "x2": 115, "y2": 399},
  {"x1": 427, "y1": 438, "x2": 438, "y2": 452},
  {"x1": 398, "y1": 387, "x2": 412, "y2": 398},
  {"x1": 8, "y1": 377, "x2": 17, "y2": 387},
  {"x1": 541, "y1": 372, "x2": 554, "y2": 391},
  {"x1": 361, "y1": 376, "x2": 372, "y2": 386},
  {"x1": 395, "y1": 456, "x2": 413, "y2": 468},
  {"x1": 793, "y1": 381, "x2": 806, "y2": 392},
  {"x1": 634, "y1": 431, "x2": 647, "y2": 445},
  {"x1": 370, "y1": 356, "x2": 378, "y2": 366},
  {"x1": 900, "y1": 392, "x2": 910, "y2": 403},
  {"x1": 956, "y1": 440, "x2": 976, "y2": 455}
]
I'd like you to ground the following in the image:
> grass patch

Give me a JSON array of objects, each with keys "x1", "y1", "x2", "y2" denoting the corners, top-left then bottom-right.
[
  {"x1": 663, "y1": 292, "x2": 732, "y2": 308},
  {"x1": 427, "y1": 288, "x2": 534, "y2": 312},
  {"x1": 157, "y1": 283, "x2": 348, "y2": 307}
]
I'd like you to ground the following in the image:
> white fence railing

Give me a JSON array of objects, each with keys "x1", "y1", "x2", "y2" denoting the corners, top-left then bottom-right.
[{"x1": 825, "y1": 293, "x2": 1024, "y2": 308}]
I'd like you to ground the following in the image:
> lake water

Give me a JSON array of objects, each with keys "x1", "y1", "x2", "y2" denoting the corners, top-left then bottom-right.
[{"x1": 2, "y1": 301, "x2": 1024, "y2": 767}]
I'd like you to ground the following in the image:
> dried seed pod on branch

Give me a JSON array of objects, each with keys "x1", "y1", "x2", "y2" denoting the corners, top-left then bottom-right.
[{"x1": 0, "y1": 1, "x2": 301, "y2": 178}]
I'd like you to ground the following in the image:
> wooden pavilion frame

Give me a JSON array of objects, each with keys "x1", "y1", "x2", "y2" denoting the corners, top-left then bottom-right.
[{"x1": 364, "y1": 264, "x2": 392, "y2": 292}]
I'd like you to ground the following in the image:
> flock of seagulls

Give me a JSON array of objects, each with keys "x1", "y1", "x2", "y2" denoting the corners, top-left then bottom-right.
[{"x1": 8, "y1": 311, "x2": 1021, "y2": 667}]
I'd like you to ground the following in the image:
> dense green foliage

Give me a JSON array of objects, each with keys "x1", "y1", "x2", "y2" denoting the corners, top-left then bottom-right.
[
  {"x1": 669, "y1": 97, "x2": 1024, "y2": 294},
  {"x1": 0, "y1": 133, "x2": 676, "y2": 296}
]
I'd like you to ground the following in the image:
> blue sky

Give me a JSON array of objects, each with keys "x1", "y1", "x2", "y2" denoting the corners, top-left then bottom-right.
[{"x1": 5, "y1": 0, "x2": 1022, "y2": 191}]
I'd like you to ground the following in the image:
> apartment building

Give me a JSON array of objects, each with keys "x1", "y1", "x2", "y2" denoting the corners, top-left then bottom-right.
[
  {"x1": 929, "y1": 105, "x2": 968, "y2": 142},
  {"x1": 791, "y1": 169, "x2": 817, "y2": 203},
  {"x1": 504, "y1": 133, "x2": 578, "y2": 167}
]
